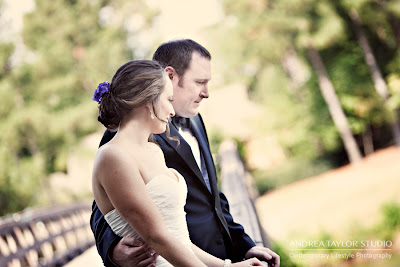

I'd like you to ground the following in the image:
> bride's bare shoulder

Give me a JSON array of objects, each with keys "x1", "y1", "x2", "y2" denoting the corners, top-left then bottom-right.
[
  {"x1": 94, "y1": 143, "x2": 136, "y2": 170},
  {"x1": 96, "y1": 142, "x2": 123, "y2": 157}
]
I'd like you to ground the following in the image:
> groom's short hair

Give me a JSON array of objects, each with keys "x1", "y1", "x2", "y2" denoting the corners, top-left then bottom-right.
[{"x1": 152, "y1": 39, "x2": 211, "y2": 79}]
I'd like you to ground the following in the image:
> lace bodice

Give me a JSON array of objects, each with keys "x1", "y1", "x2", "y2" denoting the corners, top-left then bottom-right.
[{"x1": 104, "y1": 171, "x2": 193, "y2": 266}]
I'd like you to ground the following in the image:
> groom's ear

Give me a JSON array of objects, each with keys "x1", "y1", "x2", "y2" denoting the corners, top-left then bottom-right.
[{"x1": 164, "y1": 66, "x2": 176, "y2": 81}]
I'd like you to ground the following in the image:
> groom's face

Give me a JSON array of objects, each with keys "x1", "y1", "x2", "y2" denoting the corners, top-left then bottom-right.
[{"x1": 171, "y1": 52, "x2": 211, "y2": 118}]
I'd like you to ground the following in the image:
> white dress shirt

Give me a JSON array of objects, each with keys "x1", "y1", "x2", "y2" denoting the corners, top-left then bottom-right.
[{"x1": 178, "y1": 126, "x2": 212, "y2": 192}]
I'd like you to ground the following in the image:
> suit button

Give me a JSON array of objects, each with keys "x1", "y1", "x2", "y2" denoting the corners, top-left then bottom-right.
[{"x1": 216, "y1": 239, "x2": 223, "y2": 245}]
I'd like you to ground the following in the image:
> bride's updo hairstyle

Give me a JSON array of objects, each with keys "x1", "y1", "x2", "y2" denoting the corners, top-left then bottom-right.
[{"x1": 98, "y1": 60, "x2": 166, "y2": 130}]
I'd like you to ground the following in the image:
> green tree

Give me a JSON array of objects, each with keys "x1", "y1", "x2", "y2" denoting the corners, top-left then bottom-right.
[
  {"x1": 216, "y1": 0, "x2": 364, "y2": 163},
  {"x1": 216, "y1": 0, "x2": 400, "y2": 166},
  {"x1": 0, "y1": 0, "x2": 156, "y2": 215},
  {"x1": 340, "y1": 0, "x2": 400, "y2": 145},
  {"x1": 299, "y1": 1, "x2": 363, "y2": 163}
]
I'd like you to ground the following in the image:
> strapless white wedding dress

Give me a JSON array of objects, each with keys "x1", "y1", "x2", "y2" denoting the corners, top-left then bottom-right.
[{"x1": 104, "y1": 171, "x2": 194, "y2": 267}]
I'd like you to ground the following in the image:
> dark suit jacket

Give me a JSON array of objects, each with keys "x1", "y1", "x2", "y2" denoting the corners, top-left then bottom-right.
[{"x1": 90, "y1": 114, "x2": 255, "y2": 266}]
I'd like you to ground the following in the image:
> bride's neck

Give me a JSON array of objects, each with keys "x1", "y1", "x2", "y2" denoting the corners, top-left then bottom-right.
[{"x1": 116, "y1": 113, "x2": 152, "y2": 146}]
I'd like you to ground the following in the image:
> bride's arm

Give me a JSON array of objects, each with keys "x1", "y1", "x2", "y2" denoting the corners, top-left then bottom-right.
[
  {"x1": 191, "y1": 244, "x2": 265, "y2": 267},
  {"x1": 191, "y1": 245, "x2": 224, "y2": 266},
  {"x1": 93, "y1": 146, "x2": 206, "y2": 267}
]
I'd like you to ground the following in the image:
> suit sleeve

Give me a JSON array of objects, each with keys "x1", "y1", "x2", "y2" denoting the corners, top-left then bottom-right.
[
  {"x1": 196, "y1": 114, "x2": 255, "y2": 259},
  {"x1": 219, "y1": 190, "x2": 256, "y2": 260},
  {"x1": 90, "y1": 130, "x2": 120, "y2": 266},
  {"x1": 91, "y1": 201, "x2": 121, "y2": 267}
]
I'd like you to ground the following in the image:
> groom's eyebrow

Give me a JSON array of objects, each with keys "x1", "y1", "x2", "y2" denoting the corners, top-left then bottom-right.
[{"x1": 196, "y1": 79, "x2": 210, "y2": 82}]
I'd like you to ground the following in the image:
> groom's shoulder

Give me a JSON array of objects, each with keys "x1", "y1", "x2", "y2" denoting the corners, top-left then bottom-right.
[{"x1": 99, "y1": 129, "x2": 117, "y2": 148}]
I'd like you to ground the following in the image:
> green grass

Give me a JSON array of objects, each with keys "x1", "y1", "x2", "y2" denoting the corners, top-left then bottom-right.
[
  {"x1": 272, "y1": 202, "x2": 400, "y2": 266},
  {"x1": 349, "y1": 254, "x2": 400, "y2": 267},
  {"x1": 252, "y1": 157, "x2": 334, "y2": 194}
]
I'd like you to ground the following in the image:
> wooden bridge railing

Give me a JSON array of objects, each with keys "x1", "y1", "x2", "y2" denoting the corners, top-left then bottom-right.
[
  {"x1": 219, "y1": 139, "x2": 270, "y2": 248},
  {"x1": 0, "y1": 202, "x2": 95, "y2": 267}
]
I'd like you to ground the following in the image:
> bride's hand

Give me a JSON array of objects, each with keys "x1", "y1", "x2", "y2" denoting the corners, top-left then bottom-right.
[{"x1": 232, "y1": 257, "x2": 266, "y2": 266}]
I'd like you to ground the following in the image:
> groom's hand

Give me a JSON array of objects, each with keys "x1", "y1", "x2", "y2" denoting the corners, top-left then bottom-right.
[{"x1": 110, "y1": 237, "x2": 157, "y2": 267}]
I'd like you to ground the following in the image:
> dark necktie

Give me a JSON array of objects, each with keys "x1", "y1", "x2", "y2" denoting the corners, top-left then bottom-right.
[{"x1": 172, "y1": 116, "x2": 190, "y2": 129}]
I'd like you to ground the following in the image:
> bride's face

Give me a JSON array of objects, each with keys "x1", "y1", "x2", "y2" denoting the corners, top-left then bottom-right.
[{"x1": 152, "y1": 76, "x2": 175, "y2": 133}]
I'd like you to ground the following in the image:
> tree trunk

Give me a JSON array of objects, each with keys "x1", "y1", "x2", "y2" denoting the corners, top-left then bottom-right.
[
  {"x1": 362, "y1": 125, "x2": 374, "y2": 155},
  {"x1": 281, "y1": 48, "x2": 309, "y2": 101},
  {"x1": 307, "y1": 44, "x2": 363, "y2": 164},
  {"x1": 349, "y1": 8, "x2": 400, "y2": 145}
]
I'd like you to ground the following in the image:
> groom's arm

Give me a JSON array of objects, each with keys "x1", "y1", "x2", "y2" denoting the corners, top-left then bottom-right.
[
  {"x1": 195, "y1": 114, "x2": 256, "y2": 259},
  {"x1": 219, "y1": 191, "x2": 280, "y2": 266},
  {"x1": 90, "y1": 201, "x2": 122, "y2": 267},
  {"x1": 218, "y1": 190, "x2": 256, "y2": 260}
]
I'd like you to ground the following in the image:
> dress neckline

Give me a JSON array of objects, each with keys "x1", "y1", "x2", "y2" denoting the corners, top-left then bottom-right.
[
  {"x1": 145, "y1": 168, "x2": 181, "y2": 186},
  {"x1": 104, "y1": 169, "x2": 183, "y2": 218}
]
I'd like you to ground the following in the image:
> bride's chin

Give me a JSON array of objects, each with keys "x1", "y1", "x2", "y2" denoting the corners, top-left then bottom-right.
[{"x1": 152, "y1": 126, "x2": 167, "y2": 135}]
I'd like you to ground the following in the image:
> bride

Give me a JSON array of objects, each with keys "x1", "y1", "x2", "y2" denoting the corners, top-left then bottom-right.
[{"x1": 92, "y1": 60, "x2": 264, "y2": 267}]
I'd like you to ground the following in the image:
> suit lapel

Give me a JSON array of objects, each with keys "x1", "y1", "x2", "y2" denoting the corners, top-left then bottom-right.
[
  {"x1": 190, "y1": 117, "x2": 233, "y2": 240},
  {"x1": 189, "y1": 117, "x2": 218, "y2": 196},
  {"x1": 159, "y1": 122, "x2": 210, "y2": 192},
  {"x1": 161, "y1": 117, "x2": 232, "y2": 241}
]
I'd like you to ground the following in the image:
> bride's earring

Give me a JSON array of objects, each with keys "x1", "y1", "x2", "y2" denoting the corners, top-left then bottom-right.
[{"x1": 148, "y1": 106, "x2": 154, "y2": 119}]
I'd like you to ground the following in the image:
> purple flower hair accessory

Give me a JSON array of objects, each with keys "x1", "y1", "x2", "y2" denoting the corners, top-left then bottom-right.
[{"x1": 92, "y1": 81, "x2": 110, "y2": 104}]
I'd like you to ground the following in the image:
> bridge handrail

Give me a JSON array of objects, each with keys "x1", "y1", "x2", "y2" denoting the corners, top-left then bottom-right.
[
  {"x1": 0, "y1": 202, "x2": 94, "y2": 267},
  {"x1": 219, "y1": 139, "x2": 270, "y2": 248}
]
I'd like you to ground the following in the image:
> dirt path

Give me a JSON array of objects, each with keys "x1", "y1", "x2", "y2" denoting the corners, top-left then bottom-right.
[{"x1": 256, "y1": 146, "x2": 400, "y2": 244}]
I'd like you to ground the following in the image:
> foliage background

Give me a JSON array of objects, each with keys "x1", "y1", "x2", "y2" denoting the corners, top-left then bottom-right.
[
  {"x1": 2, "y1": 1, "x2": 400, "y2": 266},
  {"x1": 1, "y1": 0, "x2": 399, "y2": 224}
]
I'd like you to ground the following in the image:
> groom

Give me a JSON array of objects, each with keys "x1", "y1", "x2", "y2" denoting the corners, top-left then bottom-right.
[{"x1": 91, "y1": 39, "x2": 280, "y2": 267}]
